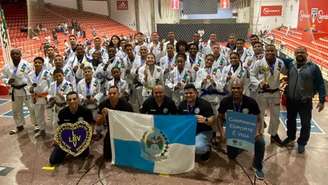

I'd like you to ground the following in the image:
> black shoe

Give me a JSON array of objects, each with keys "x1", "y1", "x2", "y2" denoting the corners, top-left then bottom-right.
[
  {"x1": 200, "y1": 151, "x2": 211, "y2": 162},
  {"x1": 9, "y1": 126, "x2": 24, "y2": 135},
  {"x1": 281, "y1": 137, "x2": 295, "y2": 146},
  {"x1": 270, "y1": 134, "x2": 283, "y2": 146}
]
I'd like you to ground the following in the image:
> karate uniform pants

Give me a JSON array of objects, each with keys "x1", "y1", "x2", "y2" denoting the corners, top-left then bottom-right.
[
  {"x1": 12, "y1": 95, "x2": 37, "y2": 127},
  {"x1": 257, "y1": 92, "x2": 280, "y2": 136}
]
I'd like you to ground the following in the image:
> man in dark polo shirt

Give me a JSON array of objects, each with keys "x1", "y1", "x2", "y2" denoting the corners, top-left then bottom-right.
[
  {"x1": 140, "y1": 84, "x2": 177, "y2": 115},
  {"x1": 49, "y1": 91, "x2": 94, "y2": 165},
  {"x1": 96, "y1": 85, "x2": 133, "y2": 161},
  {"x1": 217, "y1": 78, "x2": 265, "y2": 180},
  {"x1": 178, "y1": 84, "x2": 215, "y2": 161}
]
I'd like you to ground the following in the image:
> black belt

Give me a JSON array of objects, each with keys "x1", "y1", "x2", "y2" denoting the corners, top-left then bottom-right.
[
  {"x1": 11, "y1": 84, "x2": 27, "y2": 89},
  {"x1": 11, "y1": 84, "x2": 27, "y2": 101},
  {"x1": 200, "y1": 89, "x2": 227, "y2": 96},
  {"x1": 259, "y1": 88, "x2": 279, "y2": 94}
]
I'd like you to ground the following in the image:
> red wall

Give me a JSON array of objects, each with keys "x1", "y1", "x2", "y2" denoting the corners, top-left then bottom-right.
[{"x1": 298, "y1": 0, "x2": 328, "y2": 33}]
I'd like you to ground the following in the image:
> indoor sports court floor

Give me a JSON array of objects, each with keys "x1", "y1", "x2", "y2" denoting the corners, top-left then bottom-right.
[{"x1": 0, "y1": 96, "x2": 327, "y2": 185}]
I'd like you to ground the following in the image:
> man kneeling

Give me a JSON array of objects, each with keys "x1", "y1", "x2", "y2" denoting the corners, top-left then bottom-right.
[
  {"x1": 217, "y1": 79, "x2": 265, "y2": 180},
  {"x1": 49, "y1": 91, "x2": 94, "y2": 165}
]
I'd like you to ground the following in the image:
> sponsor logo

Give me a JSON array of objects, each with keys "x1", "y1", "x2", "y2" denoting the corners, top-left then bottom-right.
[{"x1": 299, "y1": 9, "x2": 328, "y2": 23}]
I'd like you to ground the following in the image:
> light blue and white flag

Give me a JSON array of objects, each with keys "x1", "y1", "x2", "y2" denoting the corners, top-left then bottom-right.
[{"x1": 108, "y1": 110, "x2": 197, "y2": 174}]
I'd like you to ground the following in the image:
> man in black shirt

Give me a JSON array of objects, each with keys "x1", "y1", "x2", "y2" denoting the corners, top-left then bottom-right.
[
  {"x1": 178, "y1": 84, "x2": 215, "y2": 161},
  {"x1": 140, "y1": 84, "x2": 177, "y2": 114},
  {"x1": 217, "y1": 78, "x2": 265, "y2": 180},
  {"x1": 49, "y1": 91, "x2": 94, "y2": 165},
  {"x1": 96, "y1": 85, "x2": 133, "y2": 161}
]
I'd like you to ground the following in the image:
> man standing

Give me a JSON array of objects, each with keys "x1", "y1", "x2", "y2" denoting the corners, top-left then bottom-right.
[
  {"x1": 250, "y1": 44, "x2": 287, "y2": 145},
  {"x1": 140, "y1": 84, "x2": 177, "y2": 115},
  {"x1": 2, "y1": 49, "x2": 37, "y2": 134},
  {"x1": 217, "y1": 78, "x2": 265, "y2": 180},
  {"x1": 178, "y1": 84, "x2": 215, "y2": 161},
  {"x1": 282, "y1": 47, "x2": 326, "y2": 153},
  {"x1": 96, "y1": 86, "x2": 133, "y2": 161}
]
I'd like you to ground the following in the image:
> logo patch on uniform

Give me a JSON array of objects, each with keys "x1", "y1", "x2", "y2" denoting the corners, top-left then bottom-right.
[
  {"x1": 163, "y1": 108, "x2": 168, "y2": 114},
  {"x1": 140, "y1": 128, "x2": 169, "y2": 161},
  {"x1": 242, "y1": 108, "x2": 249, "y2": 114}
]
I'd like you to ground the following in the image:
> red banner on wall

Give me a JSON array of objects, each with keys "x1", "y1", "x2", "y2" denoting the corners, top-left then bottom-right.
[
  {"x1": 220, "y1": 0, "x2": 230, "y2": 9},
  {"x1": 298, "y1": 0, "x2": 328, "y2": 33},
  {"x1": 260, "y1": 6, "x2": 282, "y2": 16},
  {"x1": 171, "y1": 0, "x2": 179, "y2": 10},
  {"x1": 117, "y1": 0, "x2": 128, "y2": 10}
]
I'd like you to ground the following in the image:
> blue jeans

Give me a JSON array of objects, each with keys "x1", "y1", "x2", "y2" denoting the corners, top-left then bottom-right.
[
  {"x1": 195, "y1": 131, "x2": 213, "y2": 155},
  {"x1": 227, "y1": 137, "x2": 265, "y2": 170}
]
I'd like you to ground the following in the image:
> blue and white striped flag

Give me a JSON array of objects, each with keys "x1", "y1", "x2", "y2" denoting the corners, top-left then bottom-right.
[{"x1": 108, "y1": 110, "x2": 197, "y2": 174}]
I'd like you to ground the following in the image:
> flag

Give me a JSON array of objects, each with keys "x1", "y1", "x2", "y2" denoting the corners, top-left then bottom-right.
[
  {"x1": 0, "y1": 9, "x2": 12, "y2": 66},
  {"x1": 0, "y1": 9, "x2": 12, "y2": 67},
  {"x1": 108, "y1": 110, "x2": 197, "y2": 174}
]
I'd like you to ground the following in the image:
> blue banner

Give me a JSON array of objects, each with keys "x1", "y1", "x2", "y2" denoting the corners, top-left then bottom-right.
[{"x1": 226, "y1": 111, "x2": 257, "y2": 151}]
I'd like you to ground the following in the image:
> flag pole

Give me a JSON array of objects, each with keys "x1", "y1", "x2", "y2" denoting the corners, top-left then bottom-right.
[{"x1": 0, "y1": 8, "x2": 12, "y2": 67}]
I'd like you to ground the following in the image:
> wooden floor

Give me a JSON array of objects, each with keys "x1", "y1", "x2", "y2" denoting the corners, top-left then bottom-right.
[{"x1": 0, "y1": 96, "x2": 327, "y2": 185}]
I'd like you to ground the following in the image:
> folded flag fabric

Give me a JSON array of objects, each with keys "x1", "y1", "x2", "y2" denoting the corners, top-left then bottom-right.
[{"x1": 108, "y1": 110, "x2": 197, "y2": 174}]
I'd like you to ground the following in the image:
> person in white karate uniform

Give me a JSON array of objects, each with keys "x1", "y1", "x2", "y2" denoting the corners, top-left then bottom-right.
[
  {"x1": 64, "y1": 34, "x2": 78, "y2": 66},
  {"x1": 220, "y1": 52, "x2": 249, "y2": 95},
  {"x1": 77, "y1": 66, "x2": 103, "y2": 140},
  {"x1": 250, "y1": 44, "x2": 287, "y2": 145},
  {"x1": 131, "y1": 45, "x2": 148, "y2": 108},
  {"x1": 147, "y1": 32, "x2": 163, "y2": 63},
  {"x1": 28, "y1": 57, "x2": 51, "y2": 138},
  {"x1": 233, "y1": 38, "x2": 253, "y2": 64},
  {"x1": 159, "y1": 43, "x2": 176, "y2": 82},
  {"x1": 195, "y1": 54, "x2": 224, "y2": 114},
  {"x1": 53, "y1": 54, "x2": 76, "y2": 90},
  {"x1": 86, "y1": 36, "x2": 109, "y2": 63},
  {"x1": 77, "y1": 66, "x2": 102, "y2": 118},
  {"x1": 244, "y1": 41, "x2": 264, "y2": 98},
  {"x1": 138, "y1": 53, "x2": 164, "y2": 102},
  {"x1": 162, "y1": 31, "x2": 177, "y2": 55},
  {"x1": 166, "y1": 53, "x2": 192, "y2": 105},
  {"x1": 186, "y1": 43, "x2": 204, "y2": 83},
  {"x1": 47, "y1": 69, "x2": 74, "y2": 128},
  {"x1": 106, "y1": 67, "x2": 129, "y2": 101},
  {"x1": 1, "y1": 49, "x2": 37, "y2": 134},
  {"x1": 200, "y1": 33, "x2": 218, "y2": 55},
  {"x1": 211, "y1": 42, "x2": 229, "y2": 73},
  {"x1": 44, "y1": 45, "x2": 56, "y2": 71}
]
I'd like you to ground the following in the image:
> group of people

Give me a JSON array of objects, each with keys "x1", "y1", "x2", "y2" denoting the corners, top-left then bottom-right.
[{"x1": 1, "y1": 31, "x2": 326, "y2": 180}]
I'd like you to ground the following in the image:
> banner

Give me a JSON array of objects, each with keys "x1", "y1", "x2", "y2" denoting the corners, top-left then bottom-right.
[
  {"x1": 171, "y1": 0, "x2": 179, "y2": 10},
  {"x1": 220, "y1": 0, "x2": 230, "y2": 9},
  {"x1": 226, "y1": 111, "x2": 257, "y2": 151},
  {"x1": 54, "y1": 121, "x2": 93, "y2": 157},
  {"x1": 0, "y1": 9, "x2": 12, "y2": 66},
  {"x1": 298, "y1": 0, "x2": 328, "y2": 33},
  {"x1": 260, "y1": 5, "x2": 283, "y2": 16},
  {"x1": 108, "y1": 110, "x2": 197, "y2": 174}
]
